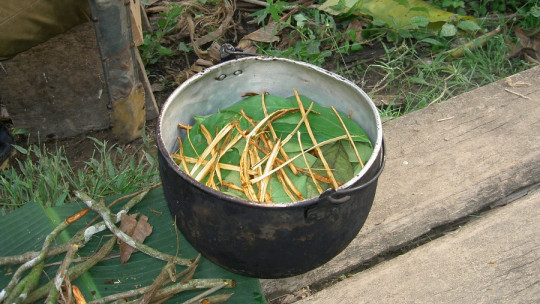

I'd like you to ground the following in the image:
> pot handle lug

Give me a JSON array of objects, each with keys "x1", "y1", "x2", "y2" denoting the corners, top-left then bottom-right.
[
  {"x1": 326, "y1": 139, "x2": 386, "y2": 204},
  {"x1": 305, "y1": 140, "x2": 385, "y2": 221}
]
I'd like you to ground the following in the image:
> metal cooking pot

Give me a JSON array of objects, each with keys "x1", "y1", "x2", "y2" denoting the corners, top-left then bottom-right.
[{"x1": 157, "y1": 57, "x2": 385, "y2": 278}]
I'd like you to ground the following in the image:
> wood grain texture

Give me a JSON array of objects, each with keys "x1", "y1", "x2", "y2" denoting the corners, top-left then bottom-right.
[
  {"x1": 297, "y1": 189, "x2": 540, "y2": 304},
  {"x1": 262, "y1": 66, "x2": 540, "y2": 299}
]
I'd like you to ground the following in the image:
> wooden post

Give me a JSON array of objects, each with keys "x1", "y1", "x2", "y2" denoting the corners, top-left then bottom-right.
[{"x1": 88, "y1": 0, "x2": 156, "y2": 143}]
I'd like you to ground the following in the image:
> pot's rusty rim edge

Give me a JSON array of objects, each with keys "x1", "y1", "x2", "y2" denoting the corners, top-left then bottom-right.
[{"x1": 157, "y1": 56, "x2": 383, "y2": 209}]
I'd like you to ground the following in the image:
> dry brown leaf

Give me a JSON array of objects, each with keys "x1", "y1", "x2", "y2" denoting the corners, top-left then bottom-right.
[
  {"x1": 237, "y1": 21, "x2": 282, "y2": 53},
  {"x1": 119, "y1": 213, "x2": 153, "y2": 264},
  {"x1": 346, "y1": 19, "x2": 367, "y2": 42},
  {"x1": 244, "y1": 22, "x2": 281, "y2": 43},
  {"x1": 506, "y1": 27, "x2": 540, "y2": 64}
]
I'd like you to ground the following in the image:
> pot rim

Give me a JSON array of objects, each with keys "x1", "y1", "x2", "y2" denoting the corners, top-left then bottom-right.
[{"x1": 157, "y1": 56, "x2": 383, "y2": 209}]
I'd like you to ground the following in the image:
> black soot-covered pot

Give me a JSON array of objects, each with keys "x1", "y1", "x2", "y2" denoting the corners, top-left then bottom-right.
[{"x1": 157, "y1": 57, "x2": 385, "y2": 278}]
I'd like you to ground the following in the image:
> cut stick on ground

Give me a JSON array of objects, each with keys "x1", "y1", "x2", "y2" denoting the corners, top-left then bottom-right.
[
  {"x1": 46, "y1": 243, "x2": 80, "y2": 304},
  {"x1": 0, "y1": 187, "x2": 154, "y2": 267},
  {"x1": 181, "y1": 282, "x2": 229, "y2": 304},
  {"x1": 25, "y1": 237, "x2": 116, "y2": 303},
  {"x1": 294, "y1": 89, "x2": 339, "y2": 189},
  {"x1": 331, "y1": 106, "x2": 365, "y2": 168},
  {"x1": 504, "y1": 88, "x2": 532, "y2": 100},
  {"x1": 138, "y1": 261, "x2": 175, "y2": 304},
  {"x1": 298, "y1": 131, "x2": 323, "y2": 194},
  {"x1": 72, "y1": 285, "x2": 86, "y2": 304}
]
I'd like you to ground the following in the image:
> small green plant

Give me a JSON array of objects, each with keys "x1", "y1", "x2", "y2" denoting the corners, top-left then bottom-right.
[
  {"x1": 250, "y1": 0, "x2": 289, "y2": 25},
  {"x1": 138, "y1": 3, "x2": 185, "y2": 65},
  {"x1": 257, "y1": 10, "x2": 349, "y2": 66}
]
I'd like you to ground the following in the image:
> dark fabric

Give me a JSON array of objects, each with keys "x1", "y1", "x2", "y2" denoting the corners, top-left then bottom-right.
[{"x1": 0, "y1": 0, "x2": 91, "y2": 60}]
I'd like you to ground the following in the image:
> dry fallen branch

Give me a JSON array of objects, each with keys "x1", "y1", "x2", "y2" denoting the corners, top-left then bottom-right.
[
  {"x1": 75, "y1": 192, "x2": 193, "y2": 267},
  {"x1": 25, "y1": 237, "x2": 117, "y2": 303},
  {"x1": 443, "y1": 25, "x2": 502, "y2": 59},
  {"x1": 1, "y1": 184, "x2": 233, "y2": 304},
  {"x1": 87, "y1": 279, "x2": 234, "y2": 304},
  {"x1": 0, "y1": 208, "x2": 89, "y2": 303}
]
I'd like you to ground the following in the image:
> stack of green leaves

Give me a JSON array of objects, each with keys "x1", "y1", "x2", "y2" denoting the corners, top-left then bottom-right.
[{"x1": 172, "y1": 91, "x2": 373, "y2": 203}]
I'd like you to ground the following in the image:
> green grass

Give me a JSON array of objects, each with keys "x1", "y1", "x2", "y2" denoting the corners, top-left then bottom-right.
[
  {"x1": 359, "y1": 34, "x2": 534, "y2": 119},
  {"x1": 246, "y1": 0, "x2": 538, "y2": 120},
  {"x1": 0, "y1": 136, "x2": 159, "y2": 214}
]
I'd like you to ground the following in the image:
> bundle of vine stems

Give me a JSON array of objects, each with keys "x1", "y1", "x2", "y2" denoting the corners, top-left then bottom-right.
[{"x1": 172, "y1": 89, "x2": 373, "y2": 203}]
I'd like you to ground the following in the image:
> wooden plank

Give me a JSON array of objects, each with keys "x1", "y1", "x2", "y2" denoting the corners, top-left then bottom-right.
[
  {"x1": 261, "y1": 66, "x2": 540, "y2": 299},
  {"x1": 136, "y1": 48, "x2": 159, "y2": 120},
  {"x1": 130, "y1": 0, "x2": 144, "y2": 47},
  {"x1": 297, "y1": 189, "x2": 540, "y2": 304}
]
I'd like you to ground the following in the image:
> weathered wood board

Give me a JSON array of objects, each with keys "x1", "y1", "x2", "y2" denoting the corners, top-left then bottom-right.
[
  {"x1": 261, "y1": 66, "x2": 540, "y2": 300},
  {"x1": 0, "y1": 21, "x2": 158, "y2": 142},
  {"x1": 297, "y1": 189, "x2": 540, "y2": 304}
]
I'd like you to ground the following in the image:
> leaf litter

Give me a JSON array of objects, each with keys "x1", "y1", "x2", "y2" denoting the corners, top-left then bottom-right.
[
  {"x1": 119, "y1": 213, "x2": 153, "y2": 264},
  {"x1": 171, "y1": 89, "x2": 373, "y2": 203}
]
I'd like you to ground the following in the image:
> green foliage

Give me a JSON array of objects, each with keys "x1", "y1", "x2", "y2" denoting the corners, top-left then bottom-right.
[
  {"x1": 250, "y1": 0, "x2": 290, "y2": 24},
  {"x1": 0, "y1": 137, "x2": 159, "y2": 214},
  {"x1": 258, "y1": 10, "x2": 351, "y2": 66},
  {"x1": 244, "y1": 0, "x2": 536, "y2": 124},
  {"x1": 138, "y1": 3, "x2": 185, "y2": 65},
  {"x1": 1, "y1": 144, "x2": 73, "y2": 212},
  {"x1": 71, "y1": 137, "x2": 160, "y2": 197},
  {"x1": 363, "y1": 34, "x2": 533, "y2": 120}
]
